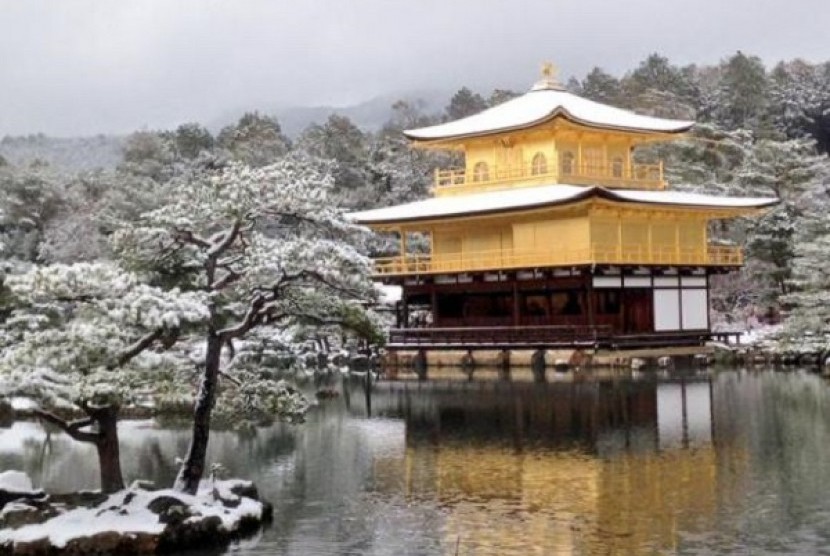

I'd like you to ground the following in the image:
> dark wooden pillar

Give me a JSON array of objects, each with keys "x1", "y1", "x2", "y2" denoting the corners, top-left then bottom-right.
[
  {"x1": 512, "y1": 281, "x2": 520, "y2": 326},
  {"x1": 619, "y1": 275, "x2": 627, "y2": 334},
  {"x1": 402, "y1": 292, "x2": 409, "y2": 329},
  {"x1": 705, "y1": 271, "x2": 711, "y2": 333},
  {"x1": 586, "y1": 272, "x2": 596, "y2": 340},
  {"x1": 430, "y1": 287, "x2": 438, "y2": 327}
]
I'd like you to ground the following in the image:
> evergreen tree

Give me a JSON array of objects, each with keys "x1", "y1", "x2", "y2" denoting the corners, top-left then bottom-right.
[
  {"x1": 296, "y1": 114, "x2": 370, "y2": 196},
  {"x1": 579, "y1": 67, "x2": 622, "y2": 105},
  {"x1": 112, "y1": 155, "x2": 380, "y2": 493},
  {"x1": 217, "y1": 112, "x2": 291, "y2": 167},
  {"x1": 711, "y1": 52, "x2": 769, "y2": 131},
  {"x1": 488, "y1": 88, "x2": 520, "y2": 107},
  {"x1": 445, "y1": 87, "x2": 488, "y2": 121},
  {"x1": 173, "y1": 123, "x2": 215, "y2": 159}
]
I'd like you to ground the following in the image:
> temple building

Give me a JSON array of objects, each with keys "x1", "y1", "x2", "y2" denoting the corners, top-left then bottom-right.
[{"x1": 351, "y1": 64, "x2": 777, "y2": 349}]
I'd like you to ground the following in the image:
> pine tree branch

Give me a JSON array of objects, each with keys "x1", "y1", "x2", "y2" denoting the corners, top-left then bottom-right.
[
  {"x1": 208, "y1": 220, "x2": 242, "y2": 258},
  {"x1": 109, "y1": 328, "x2": 165, "y2": 369},
  {"x1": 217, "y1": 294, "x2": 266, "y2": 339},
  {"x1": 173, "y1": 229, "x2": 211, "y2": 249},
  {"x1": 33, "y1": 409, "x2": 100, "y2": 444},
  {"x1": 210, "y1": 269, "x2": 241, "y2": 290}
]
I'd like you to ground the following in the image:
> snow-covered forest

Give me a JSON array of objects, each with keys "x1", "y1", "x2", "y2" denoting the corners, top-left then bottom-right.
[
  {"x1": 2, "y1": 51, "x2": 830, "y2": 417},
  {"x1": 3, "y1": 53, "x2": 829, "y2": 341},
  {"x1": 0, "y1": 49, "x2": 829, "y2": 544}
]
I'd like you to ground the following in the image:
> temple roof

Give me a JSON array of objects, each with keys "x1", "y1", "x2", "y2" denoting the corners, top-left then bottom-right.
[
  {"x1": 404, "y1": 86, "x2": 694, "y2": 142},
  {"x1": 348, "y1": 185, "x2": 778, "y2": 225}
]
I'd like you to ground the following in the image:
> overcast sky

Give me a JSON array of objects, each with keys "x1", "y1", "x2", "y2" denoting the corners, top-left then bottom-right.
[{"x1": 2, "y1": 0, "x2": 828, "y2": 136}]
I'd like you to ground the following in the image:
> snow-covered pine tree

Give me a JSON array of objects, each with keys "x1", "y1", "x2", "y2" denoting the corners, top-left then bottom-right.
[
  {"x1": 112, "y1": 154, "x2": 380, "y2": 494},
  {"x1": 780, "y1": 154, "x2": 830, "y2": 350},
  {"x1": 739, "y1": 138, "x2": 827, "y2": 301},
  {"x1": 0, "y1": 262, "x2": 209, "y2": 493}
]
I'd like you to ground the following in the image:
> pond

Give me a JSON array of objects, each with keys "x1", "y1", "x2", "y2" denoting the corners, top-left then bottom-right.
[{"x1": 3, "y1": 369, "x2": 830, "y2": 555}]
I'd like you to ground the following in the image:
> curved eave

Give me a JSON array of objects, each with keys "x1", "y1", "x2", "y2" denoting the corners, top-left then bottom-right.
[
  {"x1": 353, "y1": 190, "x2": 597, "y2": 227},
  {"x1": 349, "y1": 187, "x2": 779, "y2": 228},
  {"x1": 404, "y1": 108, "x2": 694, "y2": 145}
]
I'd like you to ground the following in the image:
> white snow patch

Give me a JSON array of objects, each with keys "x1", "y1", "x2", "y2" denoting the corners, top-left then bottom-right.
[
  {"x1": 375, "y1": 283, "x2": 402, "y2": 305},
  {"x1": 0, "y1": 470, "x2": 33, "y2": 492},
  {"x1": 9, "y1": 397, "x2": 37, "y2": 411},
  {"x1": 0, "y1": 479, "x2": 266, "y2": 549},
  {"x1": 740, "y1": 323, "x2": 783, "y2": 346}
]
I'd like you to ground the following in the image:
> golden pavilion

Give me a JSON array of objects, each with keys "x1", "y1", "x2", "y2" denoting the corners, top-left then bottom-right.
[{"x1": 351, "y1": 64, "x2": 777, "y2": 349}]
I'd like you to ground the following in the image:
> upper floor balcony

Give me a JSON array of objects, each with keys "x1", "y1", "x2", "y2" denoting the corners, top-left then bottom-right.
[
  {"x1": 373, "y1": 244, "x2": 742, "y2": 277},
  {"x1": 434, "y1": 158, "x2": 665, "y2": 197}
]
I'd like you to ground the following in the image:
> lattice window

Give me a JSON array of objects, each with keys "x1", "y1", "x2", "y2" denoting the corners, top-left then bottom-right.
[
  {"x1": 560, "y1": 151, "x2": 575, "y2": 175},
  {"x1": 531, "y1": 152, "x2": 548, "y2": 175},
  {"x1": 612, "y1": 156, "x2": 624, "y2": 178},
  {"x1": 472, "y1": 161, "x2": 490, "y2": 182}
]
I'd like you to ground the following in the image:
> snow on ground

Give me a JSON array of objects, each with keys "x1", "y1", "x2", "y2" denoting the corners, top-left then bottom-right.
[
  {"x1": 740, "y1": 323, "x2": 783, "y2": 347},
  {"x1": 0, "y1": 478, "x2": 265, "y2": 549},
  {"x1": 9, "y1": 397, "x2": 37, "y2": 411},
  {"x1": 1, "y1": 490, "x2": 164, "y2": 548}
]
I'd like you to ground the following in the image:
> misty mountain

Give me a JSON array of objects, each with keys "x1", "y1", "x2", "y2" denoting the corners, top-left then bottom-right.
[
  {"x1": 0, "y1": 90, "x2": 450, "y2": 171},
  {"x1": 208, "y1": 89, "x2": 449, "y2": 138},
  {"x1": 0, "y1": 134, "x2": 127, "y2": 171}
]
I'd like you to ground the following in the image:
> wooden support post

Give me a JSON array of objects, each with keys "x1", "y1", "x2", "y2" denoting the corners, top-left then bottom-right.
[
  {"x1": 586, "y1": 273, "x2": 596, "y2": 342},
  {"x1": 674, "y1": 219, "x2": 680, "y2": 264},
  {"x1": 499, "y1": 349, "x2": 511, "y2": 381},
  {"x1": 512, "y1": 281, "x2": 520, "y2": 326},
  {"x1": 400, "y1": 229, "x2": 408, "y2": 268},
  {"x1": 603, "y1": 143, "x2": 609, "y2": 178},
  {"x1": 414, "y1": 349, "x2": 428, "y2": 381},
  {"x1": 461, "y1": 350, "x2": 475, "y2": 380},
  {"x1": 402, "y1": 293, "x2": 409, "y2": 329},
  {"x1": 430, "y1": 288, "x2": 438, "y2": 327},
  {"x1": 617, "y1": 211, "x2": 623, "y2": 262},
  {"x1": 531, "y1": 349, "x2": 546, "y2": 383}
]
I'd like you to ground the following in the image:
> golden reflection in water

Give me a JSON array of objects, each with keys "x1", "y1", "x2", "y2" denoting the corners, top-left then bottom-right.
[{"x1": 363, "y1": 377, "x2": 747, "y2": 555}]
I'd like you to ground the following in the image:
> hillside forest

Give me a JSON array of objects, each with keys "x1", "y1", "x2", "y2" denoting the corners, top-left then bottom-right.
[{"x1": 2, "y1": 51, "x2": 830, "y2": 353}]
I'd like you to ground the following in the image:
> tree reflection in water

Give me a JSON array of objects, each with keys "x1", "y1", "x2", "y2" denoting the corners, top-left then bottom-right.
[{"x1": 5, "y1": 370, "x2": 830, "y2": 554}]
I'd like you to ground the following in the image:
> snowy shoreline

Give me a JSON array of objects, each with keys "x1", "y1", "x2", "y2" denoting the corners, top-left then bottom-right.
[{"x1": 0, "y1": 475, "x2": 271, "y2": 556}]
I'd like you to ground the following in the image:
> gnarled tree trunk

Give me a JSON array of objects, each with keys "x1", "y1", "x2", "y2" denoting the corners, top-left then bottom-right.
[
  {"x1": 174, "y1": 333, "x2": 223, "y2": 494},
  {"x1": 34, "y1": 403, "x2": 125, "y2": 494},
  {"x1": 93, "y1": 406, "x2": 124, "y2": 494}
]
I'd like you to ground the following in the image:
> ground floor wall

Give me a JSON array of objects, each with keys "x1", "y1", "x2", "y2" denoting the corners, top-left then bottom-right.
[{"x1": 397, "y1": 267, "x2": 711, "y2": 336}]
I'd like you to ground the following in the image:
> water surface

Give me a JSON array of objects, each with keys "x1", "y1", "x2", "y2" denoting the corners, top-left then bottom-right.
[{"x1": 3, "y1": 369, "x2": 830, "y2": 555}]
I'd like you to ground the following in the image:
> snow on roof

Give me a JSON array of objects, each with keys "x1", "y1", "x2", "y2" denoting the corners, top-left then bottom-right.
[
  {"x1": 348, "y1": 184, "x2": 778, "y2": 225},
  {"x1": 405, "y1": 85, "x2": 694, "y2": 141}
]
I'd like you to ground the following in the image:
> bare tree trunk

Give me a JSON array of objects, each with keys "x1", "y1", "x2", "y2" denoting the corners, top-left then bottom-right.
[
  {"x1": 34, "y1": 405, "x2": 125, "y2": 494},
  {"x1": 94, "y1": 406, "x2": 124, "y2": 494},
  {"x1": 174, "y1": 333, "x2": 223, "y2": 494}
]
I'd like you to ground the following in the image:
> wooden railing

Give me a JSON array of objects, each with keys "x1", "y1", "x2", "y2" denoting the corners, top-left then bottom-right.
[
  {"x1": 387, "y1": 326, "x2": 712, "y2": 349},
  {"x1": 434, "y1": 161, "x2": 664, "y2": 196},
  {"x1": 374, "y1": 245, "x2": 742, "y2": 276},
  {"x1": 388, "y1": 325, "x2": 614, "y2": 347}
]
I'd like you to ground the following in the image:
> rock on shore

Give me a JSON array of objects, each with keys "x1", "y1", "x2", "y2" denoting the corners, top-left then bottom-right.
[{"x1": 0, "y1": 476, "x2": 272, "y2": 555}]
